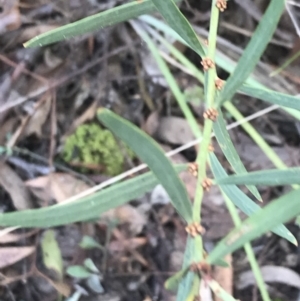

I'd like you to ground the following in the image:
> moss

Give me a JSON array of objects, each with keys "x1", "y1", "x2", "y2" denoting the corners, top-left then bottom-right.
[{"x1": 62, "y1": 123, "x2": 134, "y2": 176}]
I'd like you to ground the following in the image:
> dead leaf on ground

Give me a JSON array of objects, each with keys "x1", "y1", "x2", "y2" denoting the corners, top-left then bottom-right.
[
  {"x1": 0, "y1": 161, "x2": 33, "y2": 210},
  {"x1": 213, "y1": 254, "x2": 233, "y2": 301},
  {"x1": 62, "y1": 100, "x2": 98, "y2": 141},
  {"x1": 142, "y1": 110, "x2": 160, "y2": 136},
  {"x1": 109, "y1": 237, "x2": 147, "y2": 252},
  {"x1": 237, "y1": 265, "x2": 300, "y2": 290},
  {"x1": 0, "y1": 246, "x2": 35, "y2": 269},
  {"x1": 0, "y1": 229, "x2": 36, "y2": 244},
  {"x1": 0, "y1": 116, "x2": 18, "y2": 145},
  {"x1": 0, "y1": 2, "x2": 21, "y2": 33},
  {"x1": 17, "y1": 25, "x2": 58, "y2": 44},
  {"x1": 22, "y1": 95, "x2": 52, "y2": 138},
  {"x1": 102, "y1": 204, "x2": 146, "y2": 236},
  {"x1": 25, "y1": 173, "x2": 90, "y2": 203},
  {"x1": 156, "y1": 117, "x2": 195, "y2": 145}
]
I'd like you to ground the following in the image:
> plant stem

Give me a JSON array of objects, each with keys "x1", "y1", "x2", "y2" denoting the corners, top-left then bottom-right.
[
  {"x1": 223, "y1": 192, "x2": 272, "y2": 301},
  {"x1": 192, "y1": 1, "x2": 220, "y2": 263},
  {"x1": 193, "y1": 1, "x2": 220, "y2": 223}
]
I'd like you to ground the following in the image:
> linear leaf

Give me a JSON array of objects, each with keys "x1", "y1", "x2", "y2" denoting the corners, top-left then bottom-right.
[
  {"x1": 208, "y1": 280, "x2": 238, "y2": 301},
  {"x1": 210, "y1": 153, "x2": 296, "y2": 245},
  {"x1": 215, "y1": 167, "x2": 300, "y2": 186},
  {"x1": 151, "y1": 0, "x2": 205, "y2": 57},
  {"x1": 208, "y1": 187, "x2": 300, "y2": 265},
  {"x1": 214, "y1": 109, "x2": 261, "y2": 201},
  {"x1": 97, "y1": 109, "x2": 193, "y2": 223},
  {"x1": 176, "y1": 236, "x2": 195, "y2": 301},
  {"x1": 0, "y1": 165, "x2": 187, "y2": 228},
  {"x1": 217, "y1": 0, "x2": 285, "y2": 105},
  {"x1": 131, "y1": 21, "x2": 202, "y2": 138},
  {"x1": 24, "y1": 0, "x2": 179, "y2": 48},
  {"x1": 239, "y1": 84, "x2": 300, "y2": 111},
  {"x1": 165, "y1": 267, "x2": 189, "y2": 292}
]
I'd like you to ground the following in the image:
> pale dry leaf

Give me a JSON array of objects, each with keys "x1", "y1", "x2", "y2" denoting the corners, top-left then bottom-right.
[
  {"x1": 0, "y1": 116, "x2": 18, "y2": 145},
  {"x1": 200, "y1": 278, "x2": 213, "y2": 301},
  {"x1": 17, "y1": 25, "x2": 58, "y2": 44},
  {"x1": 0, "y1": 5, "x2": 21, "y2": 33},
  {"x1": 26, "y1": 173, "x2": 90, "y2": 203},
  {"x1": 143, "y1": 110, "x2": 160, "y2": 136},
  {"x1": 0, "y1": 229, "x2": 36, "y2": 244},
  {"x1": 62, "y1": 100, "x2": 98, "y2": 141},
  {"x1": 109, "y1": 237, "x2": 147, "y2": 252},
  {"x1": 237, "y1": 265, "x2": 300, "y2": 290},
  {"x1": 23, "y1": 96, "x2": 52, "y2": 138},
  {"x1": 213, "y1": 254, "x2": 233, "y2": 301},
  {"x1": 0, "y1": 246, "x2": 35, "y2": 269},
  {"x1": 157, "y1": 117, "x2": 195, "y2": 145},
  {"x1": 44, "y1": 48, "x2": 63, "y2": 70},
  {"x1": 102, "y1": 204, "x2": 146, "y2": 235},
  {"x1": 0, "y1": 161, "x2": 33, "y2": 210}
]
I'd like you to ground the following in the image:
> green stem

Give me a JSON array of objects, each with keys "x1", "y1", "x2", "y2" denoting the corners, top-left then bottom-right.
[
  {"x1": 193, "y1": 1, "x2": 220, "y2": 222},
  {"x1": 223, "y1": 192, "x2": 271, "y2": 301},
  {"x1": 192, "y1": 0, "x2": 220, "y2": 263}
]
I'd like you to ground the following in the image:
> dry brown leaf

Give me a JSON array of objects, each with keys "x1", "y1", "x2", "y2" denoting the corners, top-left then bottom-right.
[
  {"x1": 44, "y1": 48, "x2": 63, "y2": 70},
  {"x1": 17, "y1": 25, "x2": 58, "y2": 44},
  {"x1": 0, "y1": 246, "x2": 35, "y2": 269},
  {"x1": 23, "y1": 96, "x2": 52, "y2": 138},
  {"x1": 156, "y1": 117, "x2": 195, "y2": 145},
  {"x1": 142, "y1": 110, "x2": 160, "y2": 136},
  {"x1": 109, "y1": 237, "x2": 147, "y2": 252},
  {"x1": 0, "y1": 5, "x2": 21, "y2": 33},
  {"x1": 213, "y1": 254, "x2": 233, "y2": 301},
  {"x1": 62, "y1": 100, "x2": 98, "y2": 141},
  {"x1": 0, "y1": 161, "x2": 33, "y2": 210},
  {"x1": 0, "y1": 229, "x2": 37, "y2": 244},
  {"x1": 237, "y1": 265, "x2": 300, "y2": 290},
  {"x1": 0, "y1": 116, "x2": 18, "y2": 145},
  {"x1": 102, "y1": 204, "x2": 146, "y2": 235},
  {"x1": 25, "y1": 173, "x2": 90, "y2": 203}
]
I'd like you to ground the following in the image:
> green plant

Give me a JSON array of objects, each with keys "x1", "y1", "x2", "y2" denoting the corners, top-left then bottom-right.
[
  {"x1": 62, "y1": 123, "x2": 134, "y2": 176},
  {"x1": 2, "y1": 1, "x2": 300, "y2": 301}
]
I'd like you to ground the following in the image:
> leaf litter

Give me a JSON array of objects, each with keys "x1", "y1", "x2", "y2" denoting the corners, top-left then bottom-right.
[{"x1": 0, "y1": 0, "x2": 300, "y2": 300}]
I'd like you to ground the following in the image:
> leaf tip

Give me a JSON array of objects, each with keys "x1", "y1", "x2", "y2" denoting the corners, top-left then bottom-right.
[{"x1": 97, "y1": 107, "x2": 109, "y2": 115}]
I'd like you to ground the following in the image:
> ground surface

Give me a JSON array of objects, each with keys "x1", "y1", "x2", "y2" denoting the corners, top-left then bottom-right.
[{"x1": 0, "y1": 1, "x2": 300, "y2": 301}]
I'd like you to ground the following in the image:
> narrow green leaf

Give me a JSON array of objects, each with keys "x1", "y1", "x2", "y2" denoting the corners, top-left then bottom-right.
[
  {"x1": 216, "y1": 167, "x2": 300, "y2": 186},
  {"x1": 208, "y1": 280, "x2": 238, "y2": 301},
  {"x1": 165, "y1": 267, "x2": 189, "y2": 292},
  {"x1": 217, "y1": 0, "x2": 285, "y2": 105},
  {"x1": 176, "y1": 236, "x2": 195, "y2": 301},
  {"x1": 132, "y1": 21, "x2": 202, "y2": 138},
  {"x1": 0, "y1": 164, "x2": 187, "y2": 228},
  {"x1": 79, "y1": 236, "x2": 104, "y2": 250},
  {"x1": 41, "y1": 230, "x2": 63, "y2": 280},
  {"x1": 66, "y1": 265, "x2": 92, "y2": 279},
  {"x1": 97, "y1": 109, "x2": 193, "y2": 223},
  {"x1": 151, "y1": 0, "x2": 205, "y2": 57},
  {"x1": 214, "y1": 109, "x2": 261, "y2": 201},
  {"x1": 208, "y1": 187, "x2": 300, "y2": 265},
  {"x1": 214, "y1": 258, "x2": 230, "y2": 267},
  {"x1": 210, "y1": 153, "x2": 296, "y2": 244},
  {"x1": 84, "y1": 258, "x2": 99, "y2": 273},
  {"x1": 239, "y1": 84, "x2": 300, "y2": 111},
  {"x1": 24, "y1": 0, "x2": 180, "y2": 48}
]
